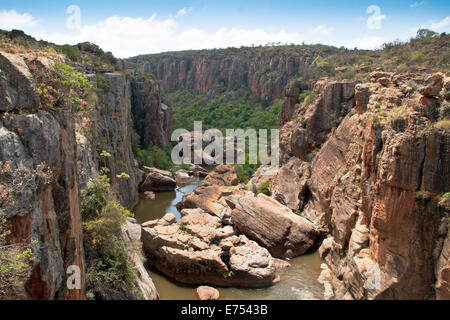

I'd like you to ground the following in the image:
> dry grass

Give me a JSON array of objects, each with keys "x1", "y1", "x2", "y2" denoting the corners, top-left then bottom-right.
[{"x1": 434, "y1": 119, "x2": 450, "y2": 130}]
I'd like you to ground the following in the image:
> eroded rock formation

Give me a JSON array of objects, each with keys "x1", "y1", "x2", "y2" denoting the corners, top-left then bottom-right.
[{"x1": 276, "y1": 70, "x2": 450, "y2": 299}]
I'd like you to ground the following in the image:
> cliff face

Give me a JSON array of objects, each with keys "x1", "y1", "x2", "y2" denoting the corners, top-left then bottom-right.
[
  {"x1": 126, "y1": 47, "x2": 323, "y2": 103},
  {"x1": 277, "y1": 70, "x2": 450, "y2": 299},
  {"x1": 0, "y1": 46, "x2": 161, "y2": 299},
  {"x1": 131, "y1": 74, "x2": 172, "y2": 149},
  {"x1": 0, "y1": 52, "x2": 85, "y2": 299},
  {"x1": 92, "y1": 72, "x2": 139, "y2": 208}
]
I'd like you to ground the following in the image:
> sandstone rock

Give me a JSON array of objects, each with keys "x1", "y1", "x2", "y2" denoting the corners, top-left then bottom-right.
[
  {"x1": 94, "y1": 72, "x2": 140, "y2": 208},
  {"x1": 377, "y1": 77, "x2": 390, "y2": 87},
  {"x1": 246, "y1": 165, "x2": 277, "y2": 191},
  {"x1": 0, "y1": 51, "x2": 41, "y2": 111},
  {"x1": 174, "y1": 169, "x2": 193, "y2": 186},
  {"x1": 270, "y1": 158, "x2": 310, "y2": 210},
  {"x1": 279, "y1": 79, "x2": 301, "y2": 125},
  {"x1": 141, "y1": 211, "x2": 279, "y2": 287},
  {"x1": 435, "y1": 199, "x2": 449, "y2": 300},
  {"x1": 355, "y1": 83, "x2": 371, "y2": 114},
  {"x1": 227, "y1": 193, "x2": 319, "y2": 259},
  {"x1": 0, "y1": 110, "x2": 84, "y2": 300},
  {"x1": 190, "y1": 164, "x2": 208, "y2": 177},
  {"x1": 203, "y1": 164, "x2": 239, "y2": 186},
  {"x1": 418, "y1": 72, "x2": 444, "y2": 97},
  {"x1": 419, "y1": 85, "x2": 441, "y2": 97},
  {"x1": 196, "y1": 286, "x2": 220, "y2": 300},
  {"x1": 287, "y1": 80, "x2": 356, "y2": 161},
  {"x1": 139, "y1": 167, "x2": 176, "y2": 192},
  {"x1": 121, "y1": 218, "x2": 159, "y2": 300},
  {"x1": 176, "y1": 183, "x2": 243, "y2": 221}
]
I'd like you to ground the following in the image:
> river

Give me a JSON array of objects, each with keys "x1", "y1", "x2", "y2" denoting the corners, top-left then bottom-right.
[{"x1": 134, "y1": 177, "x2": 324, "y2": 300}]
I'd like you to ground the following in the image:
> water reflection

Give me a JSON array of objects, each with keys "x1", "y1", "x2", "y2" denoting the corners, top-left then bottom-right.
[{"x1": 134, "y1": 177, "x2": 201, "y2": 223}]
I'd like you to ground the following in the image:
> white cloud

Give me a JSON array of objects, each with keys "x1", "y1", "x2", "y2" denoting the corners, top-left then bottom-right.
[
  {"x1": 410, "y1": 1, "x2": 426, "y2": 9},
  {"x1": 0, "y1": 10, "x2": 38, "y2": 30},
  {"x1": 33, "y1": 13, "x2": 308, "y2": 58},
  {"x1": 350, "y1": 36, "x2": 385, "y2": 50},
  {"x1": 430, "y1": 16, "x2": 450, "y2": 30},
  {"x1": 311, "y1": 24, "x2": 332, "y2": 35},
  {"x1": 175, "y1": 7, "x2": 192, "y2": 18}
]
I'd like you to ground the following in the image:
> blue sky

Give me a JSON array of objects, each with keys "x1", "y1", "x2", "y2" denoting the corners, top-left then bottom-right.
[{"x1": 0, "y1": 1, "x2": 449, "y2": 58}]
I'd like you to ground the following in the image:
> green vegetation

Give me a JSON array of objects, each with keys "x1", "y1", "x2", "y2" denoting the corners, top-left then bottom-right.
[
  {"x1": 298, "y1": 90, "x2": 312, "y2": 103},
  {"x1": 170, "y1": 89, "x2": 282, "y2": 132},
  {"x1": 81, "y1": 175, "x2": 138, "y2": 299},
  {"x1": 0, "y1": 243, "x2": 34, "y2": 298},
  {"x1": 38, "y1": 62, "x2": 93, "y2": 112},
  {"x1": 255, "y1": 180, "x2": 271, "y2": 196},
  {"x1": 61, "y1": 44, "x2": 81, "y2": 62},
  {"x1": 96, "y1": 74, "x2": 109, "y2": 91},
  {"x1": 236, "y1": 164, "x2": 259, "y2": 184}
]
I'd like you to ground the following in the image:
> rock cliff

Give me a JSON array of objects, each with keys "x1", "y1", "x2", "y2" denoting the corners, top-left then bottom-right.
[
  {"x1": 277, "y1": 70, "x2": 450, "y2": 299},
  {"x1": 0, "y1": 51, "x2": 85, "y2": 299},
  {"x1": 131, "y1": 73, "x2": 172, "y2": 148},
  {"x1": 126, "y1": 47, "x2": 329, "y2": 103},
  {"x1": 0, "y1": 39, "x2": 163, "y2": 299}
]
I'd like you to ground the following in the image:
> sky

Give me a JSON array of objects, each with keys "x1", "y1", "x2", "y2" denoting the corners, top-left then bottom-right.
[{"x1": 0, "y1": 0, "x2": 449, "y2": 58}]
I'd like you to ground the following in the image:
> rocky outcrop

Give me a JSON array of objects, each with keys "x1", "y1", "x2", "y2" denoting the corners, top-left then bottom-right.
[
  {"x1": 122, "y1": 218, "x2": 159, "y2": 300},
  {"x1": 131, "y1": 73, "x2": 172, "y2": 148},
  {"x1": 280, "y1": 80, "x2": 356, "y2": 162},
  {"x1": 141, "y1": 212, "x2": 279, "y2": 288},
  {"x1": 278, "y1": 79, "x2": 301, "y2": 126},
  {"x1": 174, "y1": 169, "x2": 193, "y2": 186},
  {"x1": 226, "y1": 194, "x2": 320, "y2": 259},
  {"x1": 139, "y1": 167, "x2": 176, "y2": 192},
  {"x1": 278, "y1": 71, "x2": 450, "y2": 299},
  {"x1": 0, "y1": 52, "x2": 41, "y2": 112}
]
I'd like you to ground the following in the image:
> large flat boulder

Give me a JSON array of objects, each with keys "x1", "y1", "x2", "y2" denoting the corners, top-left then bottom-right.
[
  {"x1": 139, "y1": 166, "x2": 176, "y2": 192},
  {"x1": 226, "y1": 194, "x2": 320, "y2": 259}
]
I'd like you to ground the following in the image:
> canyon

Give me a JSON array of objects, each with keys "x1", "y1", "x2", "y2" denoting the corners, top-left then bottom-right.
[{"x1": 0, "y1": 29, "x2": 449, "y2": 300}]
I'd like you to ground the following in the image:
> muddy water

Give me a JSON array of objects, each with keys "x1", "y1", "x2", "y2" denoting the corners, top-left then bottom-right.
[{"x1": 134, "y1": 178, "x2": 324, "y2": 300}]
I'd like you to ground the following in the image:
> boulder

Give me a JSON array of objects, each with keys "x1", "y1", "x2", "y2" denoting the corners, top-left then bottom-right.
[
  {"x1": 176, "y1": 183, "x2": 244, "y2": 223},
  {"x1": 203, "y1": 164, "x2": 239, "y2": 186},
  {"x1": 226, "y1": 193, "x2": 320, "y2": 259},
  {"x1": 190, "y1": 164, "x2": 208, "y2": 177},
  {"x1": 419, "y1": 72, "x2": 444, "y2": 97},
  {"x1": 174, "y1": 169, "x2": 193, "y2": 186},
  {"x1": 141, "y1": 211, "x2": 279, "y2": 288},
  {"x1": 139, "y1": 167, "x2": 176, "y2": 192},
  {"x1": 196, "y1": 286, "x2": 220, "y2": 300},
  {"x1": 121, "y1": 218, "x2": 159, "y2": 300}
]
